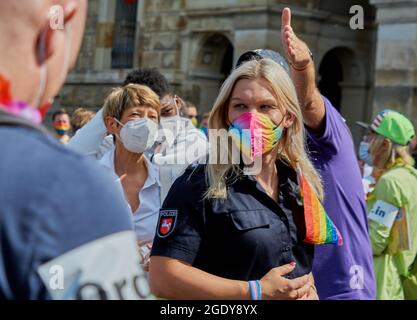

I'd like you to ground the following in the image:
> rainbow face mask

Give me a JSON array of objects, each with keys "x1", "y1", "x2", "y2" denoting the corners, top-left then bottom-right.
[
  {"x1": 54, "y1": 124, "x2": 70, "y2": 136},
  {"x1": 229, "y1": 112, "x2": 284, "y2": 161}
]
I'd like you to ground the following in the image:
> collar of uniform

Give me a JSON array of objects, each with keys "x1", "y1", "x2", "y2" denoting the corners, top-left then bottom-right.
[
  {"x1": 99, "y1": 146, "x2": 161, "y2": 188},
  {"x1": 236, "y1": 160, "x2": 300, "y2": 201}
]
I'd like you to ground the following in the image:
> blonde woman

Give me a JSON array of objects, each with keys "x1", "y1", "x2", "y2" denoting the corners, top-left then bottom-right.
[
  {"x1": 361, "y1": 110, "x2": 417, "y2": 299},
  {"x1": 149, "y1": 58, "x2": 325, "y2": 300}
]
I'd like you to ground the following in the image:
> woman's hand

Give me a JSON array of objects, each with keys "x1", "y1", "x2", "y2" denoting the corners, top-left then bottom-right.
[
  {"x1": 297, "y1": 273, "x2": 319, "y2": 300},
  {"x1": 297, "y1": 286, "x2": 319, "y2": 300},
  {"x1": 260, "y1": 263, "x2": 312, "y2": 300}
]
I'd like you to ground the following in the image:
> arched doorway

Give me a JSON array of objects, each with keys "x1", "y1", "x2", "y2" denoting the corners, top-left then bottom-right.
[
  {"x1": 190, "y1": 33, "x2": 234, "y2": 111},
  {"x1": 318, "y1": 50, "x2": 344, "y2": 111},
  {"x1": 318, "y1": 47, "x2": 368, "y2": 146},
  {"x1": 195, "y1": 33, "x2": 234, "y2": 85}
]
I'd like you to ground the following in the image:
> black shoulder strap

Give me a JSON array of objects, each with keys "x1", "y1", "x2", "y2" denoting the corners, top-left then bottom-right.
[{"x1": 0, "y1": 109, "x2": 50, "y2": 136}]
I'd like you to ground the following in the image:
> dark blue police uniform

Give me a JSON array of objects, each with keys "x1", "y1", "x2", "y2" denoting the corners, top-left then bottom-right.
[{"x1": 151, "y1": 161, "x2": 314, "y2": 281}]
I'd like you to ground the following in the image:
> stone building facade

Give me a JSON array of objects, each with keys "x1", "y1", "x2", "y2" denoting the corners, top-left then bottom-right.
[{"x1": 54, "y1": 0, "x2": 417, "y2": 146}]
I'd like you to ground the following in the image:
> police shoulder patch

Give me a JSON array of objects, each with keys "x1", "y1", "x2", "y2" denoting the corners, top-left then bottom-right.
[{"x1": 157, "y1": 209, "x2": 178, "y2": 238}]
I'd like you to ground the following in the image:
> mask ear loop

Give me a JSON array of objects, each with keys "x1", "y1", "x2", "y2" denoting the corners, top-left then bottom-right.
[
  {"x1": 33, "y1": 28, "x2": 48, "y2": 109},
  {"x1": 274, "y1": 112, "x2": 288, "y2": 130},
  {"x1": 172, "y1": 95, "x2": 182, "y2": 117},
  {"x1": 34, "y1": 22, "x2": 73, "y2": 113},
  {"x1": 272, "y1": 112, "x2": 288, "y2": 152},
  {"x1": 113, "y1": 117, "x2": 124, "y2": 127},
  {"x1": 111, "y1": 117, "x2": 124, "y2": 142}
]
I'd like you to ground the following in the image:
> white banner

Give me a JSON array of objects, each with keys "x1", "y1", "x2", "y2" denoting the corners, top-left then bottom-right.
[{"x1": 38, "y1": 231, "x2": 152, "y2": 300}]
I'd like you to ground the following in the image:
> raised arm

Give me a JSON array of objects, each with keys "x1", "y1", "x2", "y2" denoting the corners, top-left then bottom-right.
[
  {"x1": 67, "y1": 108, "x2": 113, "y2": 159},
  {"x1": 281, "y1": 7, "x2": 325, "y2": 131}
]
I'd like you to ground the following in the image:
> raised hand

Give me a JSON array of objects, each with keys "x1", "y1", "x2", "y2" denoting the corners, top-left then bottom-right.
[{"x1": 281, "y1": 7, "x2": 312, "y2": 71}]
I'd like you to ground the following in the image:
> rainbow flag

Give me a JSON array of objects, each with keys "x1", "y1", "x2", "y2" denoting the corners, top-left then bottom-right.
[{"x1": 297, "y1": 166, "x2": 343, "y2": 246}]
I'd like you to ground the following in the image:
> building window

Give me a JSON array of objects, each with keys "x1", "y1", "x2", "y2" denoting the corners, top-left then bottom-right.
[{"x1": 111, "y1": 0, "x2": 138, "y2": 69}]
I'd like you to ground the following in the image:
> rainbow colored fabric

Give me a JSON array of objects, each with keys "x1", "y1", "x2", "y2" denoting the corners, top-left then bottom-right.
[
  {"x1": 0, "y1": 74, "x2": 48, "y2": 124},
  {"x1": 54, "y1": 124, "x2": 70, "y2": 136},
  {"x1": 297, "y1": 165, "x2": 343, "y2": 246},
  {"x1": 229, "y1": 112, "x2": 282, "y2": 160}
]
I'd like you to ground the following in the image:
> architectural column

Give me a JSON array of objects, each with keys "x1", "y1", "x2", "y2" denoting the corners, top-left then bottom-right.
[
  {"x1": 95, "y1": 0, "x2": 116, "y2": 70},
  {"x1": 370, "y1": 0, "x2": 417, "y2": 122}
]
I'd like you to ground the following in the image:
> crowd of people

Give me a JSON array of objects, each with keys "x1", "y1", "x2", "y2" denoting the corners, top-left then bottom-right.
[{"x1": 1, "y1": 1, "x2": 417, "y2": 300}]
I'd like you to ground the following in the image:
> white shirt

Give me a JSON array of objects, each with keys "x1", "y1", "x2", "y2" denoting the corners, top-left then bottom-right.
[
  {"x1": 99, "y1": 147, "x2": 161, "y2": 242},
  {"x1": 67, "y1": 108, "x2": 209, "y2": 200},
  {"x1": 68, "y1": 109, "x2": 113, "y2": 161}
]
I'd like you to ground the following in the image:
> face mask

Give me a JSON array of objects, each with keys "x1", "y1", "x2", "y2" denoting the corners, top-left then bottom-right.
[
  {"x1": 54, "y1": 124, "x2": 70, "y2": 136},
  {"x1": 114, "y1": 117, "x2": 158, "y2": 154},
  {"x1": 358, "y1": 141, "x2": 373, "y2": 166},
  {"x1": 229, "y1": 112, "x2": 284, "y2": 161}
]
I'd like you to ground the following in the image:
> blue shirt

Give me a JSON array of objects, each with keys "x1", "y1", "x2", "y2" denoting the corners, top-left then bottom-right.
[
  {"x1": 0, "y1": 126, "x2": 146, "y2": 299},
  {"x1": 151, "y1": 161, "x2": 314, "y2": 281}
]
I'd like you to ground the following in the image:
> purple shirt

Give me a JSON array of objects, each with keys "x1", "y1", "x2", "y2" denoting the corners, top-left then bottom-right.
[{"x1": 307, "y1": 97, "x2": 376, "y2": 300}]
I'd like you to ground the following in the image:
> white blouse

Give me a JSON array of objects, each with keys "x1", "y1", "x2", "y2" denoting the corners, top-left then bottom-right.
[{"x1": 99, "y1": 147, "x2": 161, "y2": 243}]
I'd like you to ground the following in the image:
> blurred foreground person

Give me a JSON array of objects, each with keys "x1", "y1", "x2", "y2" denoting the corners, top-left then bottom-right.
[
  {"x1": 52, "y1": 108, "x2": 71, "y2": 144},
  {"x1": 361, "y1": 110, "x2": 417, "y2": 299},
  {"x1": 70, "y1": 107, "x2": 95, "y2": 134},
  {"x1": 0, "y1": 0, "x2": 150, "y2": 300}
]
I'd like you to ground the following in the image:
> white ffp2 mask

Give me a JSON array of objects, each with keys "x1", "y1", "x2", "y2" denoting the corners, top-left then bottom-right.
[{"x1": 114, "y1": 117, "x2": 158, "y2": 154}]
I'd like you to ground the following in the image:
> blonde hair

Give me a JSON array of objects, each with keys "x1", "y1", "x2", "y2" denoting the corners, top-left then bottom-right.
[
  {"x1": 206, "y1": 58, "x2": 323, "y2": 200},
  {"x1": 71, "y1": 107, "x2": 96, "y2": 133},
  {"x1": 369, "y1": 134, "x2": 415, "y2": 168},
  {"x1": 102, "y1": 84, "x2": 161, "y2": 122}
]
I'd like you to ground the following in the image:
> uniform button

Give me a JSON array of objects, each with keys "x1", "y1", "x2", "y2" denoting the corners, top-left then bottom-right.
[
  {"x1": 282, "y1": 245, "x2": 291, "y2": 252},
  {"x1": 280, "y1": 216, "x2": 287, "y2": 222}
]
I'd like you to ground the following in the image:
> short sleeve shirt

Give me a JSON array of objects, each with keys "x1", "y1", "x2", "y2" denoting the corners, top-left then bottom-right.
[
  {"x1": 151, "y1": 162, "x2": 314, "y2": 281},
  {"x1": 306, "y1": 96, "x2": 376, "y2": 299}
]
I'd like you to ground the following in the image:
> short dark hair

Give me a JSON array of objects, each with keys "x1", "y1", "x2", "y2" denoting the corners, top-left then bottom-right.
[
  {"x1": 123, "y1": 68, "x2": 170, "y2": 98},
  {"x1": 52, "y1": 108, "x2": 69, "y2": 121}
]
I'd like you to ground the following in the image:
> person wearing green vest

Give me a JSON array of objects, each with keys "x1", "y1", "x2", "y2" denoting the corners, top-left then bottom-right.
[{"x1": 360, "y1": 109, "x2": 417, "y2": 299}]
